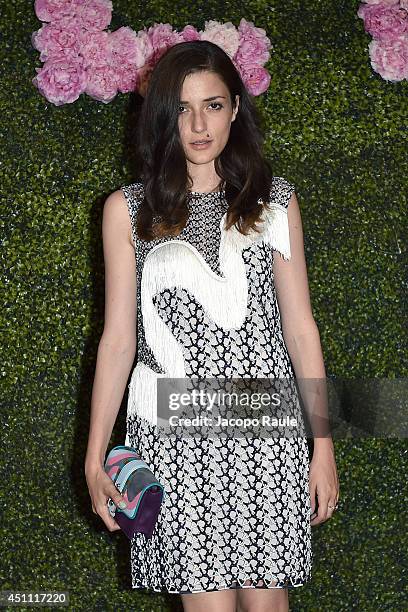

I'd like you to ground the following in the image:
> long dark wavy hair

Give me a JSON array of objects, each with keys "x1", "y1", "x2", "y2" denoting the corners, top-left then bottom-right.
[{"x1": 134, "y1": 40, "x2": 274, "y2": 241}]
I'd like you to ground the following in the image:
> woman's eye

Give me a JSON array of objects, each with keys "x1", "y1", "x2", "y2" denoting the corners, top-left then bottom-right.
[{"x1": 178, "y1": 103, "x2": 223, "y2": 113}]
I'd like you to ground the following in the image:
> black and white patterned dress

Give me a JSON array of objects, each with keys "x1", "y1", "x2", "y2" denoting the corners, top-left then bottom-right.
[{"x1": 121, "y1": 176, "x2": 313, "y2": 594}]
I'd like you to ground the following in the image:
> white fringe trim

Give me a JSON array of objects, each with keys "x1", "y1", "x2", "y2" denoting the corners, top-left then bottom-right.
[
  {"x1": 255, "y1": 203, "x2": 291, "y2": 261},
  {"x1": 126, "y1": 362, "x2": 160, "y2": 426},
  {"x1": 141, "y1": 213, "x2": 251, "y2": 378},
  {"x1": 126, "y1": 362, "x2": 190, "y2": 426}
]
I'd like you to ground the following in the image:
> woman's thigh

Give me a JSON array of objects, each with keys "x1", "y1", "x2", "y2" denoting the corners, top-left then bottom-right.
[{"x1": 180, "y1": 588, "x2": 237, "y2": 612}]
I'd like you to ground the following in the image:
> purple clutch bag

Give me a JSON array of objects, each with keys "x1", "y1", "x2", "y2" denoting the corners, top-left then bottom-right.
[{"x1": 104, "y1": 445, "x2": 165, "y2": 540}]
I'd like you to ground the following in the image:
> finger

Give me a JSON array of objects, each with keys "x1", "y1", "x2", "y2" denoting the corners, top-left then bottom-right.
[
  {"x1": 108, "y1": 484, "x2": 128, "y2": 511},
  {"x1": 328, "y1": 496, "x2": 340, "y2": 517},
  {"x1": 310, "y1": 496, "x2": 328, "y2": 525},
  {"x1": 310, "y1": 508, "x2": 325, "y2": 526},
  {"x1": 97, "y1": 503, "x2": 122, "y2": 531}
]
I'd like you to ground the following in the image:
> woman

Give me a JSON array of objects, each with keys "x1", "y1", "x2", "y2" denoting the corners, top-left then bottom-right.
[{"x1": 85, "y1": 40, "x2": 339, "y2": 612}]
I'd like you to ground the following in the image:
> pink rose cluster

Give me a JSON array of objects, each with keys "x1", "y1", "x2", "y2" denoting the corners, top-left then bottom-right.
[
  {"x1": 31, "y1": 1, "x2": 272, "y2": 106},
  {"x1": 198, "y1": 19, "x2": 272, "y2": 97},
  {"x1": 32, "y1": 0, "x2": 139, "y2": 104},
  {"x1": 135, "y1": 19, "x2": 272, "y2": 98},
  {"x1": 357, "y1": 0, "x2": 408, "y2": 81}
]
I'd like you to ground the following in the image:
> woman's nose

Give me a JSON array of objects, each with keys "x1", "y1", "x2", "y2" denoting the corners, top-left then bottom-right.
[{"x1": 191, "y1": 111, "x2": 207, "y2": 132}]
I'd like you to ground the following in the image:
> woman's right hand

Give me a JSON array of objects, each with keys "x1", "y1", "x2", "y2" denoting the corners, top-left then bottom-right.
[{"x1": 85, "y1": 464, "x2": 128, "y2": 532}]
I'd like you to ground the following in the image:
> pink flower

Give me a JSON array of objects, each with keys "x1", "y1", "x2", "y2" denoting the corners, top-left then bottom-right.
[
  {"x1": 76, "y1": 0, "x2": 113, "y2": 33},
  {"x1": 31, "y1": 15, "x2": 273, "y2": 103},
  {"x1": 200, "y1": 20, "x2": 240, "y2": 58},
  {"x1": 357, "y1": 3, "x2": 408, "y2": 40},
  {"x1": 235, "y1": 62, "x2": 271, "y2": 95},
  {"x1": 234, "y1": 18, "x2": 272, "y2": 66},
  {"x1": 31, "y1": 17, "x2": 82, "y2": 62},
  {"x1": 360, "y1": 0, "x2": 399, "y2": 4},
  {"x1": 180, "y1": 25, "x2": 201, "y2": 42},
  {"x1": 147, "y1": 23, "x2": 183, "y2": 64},
  {"x1": 32, "y1": 55, "x2": 87, "y2": 104},
  {"x1": 132, "y1": 29, "x2": 155, "y2": 68},
  {"x1": 80, "y1": 30, "x2": 111, "y2": 68},
  {"x1": 84, "y1": 63, "x2": 118, "y2": 102},
  {"x1": 368, "y1": 34, "x2": 408, "y2": 80},
  {"x1": 116, "y1": 65, "x2": 139, "y2": 93},
  {"x1": 109, "y1": 26, "x2": 144, "y2": 68},
  {"x1": 34, "y1": 0, "x2": 78, "y2": 23},
  {"x1": 34, "y1": 0, "x2": 112, "y2": 31}
]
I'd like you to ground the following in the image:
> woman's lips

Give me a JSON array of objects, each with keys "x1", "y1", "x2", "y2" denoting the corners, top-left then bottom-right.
[{"x1": 190, "y1": 140, "x2": 213, "y2": 149}]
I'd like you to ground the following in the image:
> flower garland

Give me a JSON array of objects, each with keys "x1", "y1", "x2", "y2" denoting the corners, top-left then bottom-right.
[
  {"x1": 357, "y1": 0, "x2": 408, "y2": 82},
  {"x1": 31, "y1": 0, "x2": 272, "y2": 106}
]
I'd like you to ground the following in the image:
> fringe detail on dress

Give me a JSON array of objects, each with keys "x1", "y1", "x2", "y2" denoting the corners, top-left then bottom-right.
[
  {"x1": 141, "y1": 213, "x2": 249, "y2": 377},
  {"x1": 222, "y1": 202, "x2": 291, "y2": 261},
  {"x1": 126, "y1": 362, "x2": 161, "y2": 426},
  {"x1": 255, "y1": 203, "x2": 291, "y2": 261}
]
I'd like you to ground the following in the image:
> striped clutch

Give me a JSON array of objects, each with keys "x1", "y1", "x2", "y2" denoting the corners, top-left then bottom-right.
[{"x1": 104, "y1": 445, "x2": 165, "y2": 540}]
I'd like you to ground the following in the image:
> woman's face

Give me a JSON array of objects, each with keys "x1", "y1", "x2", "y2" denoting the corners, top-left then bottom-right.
[{"x1": 178, "y1": 70, "x2": 239, "y2": 170}]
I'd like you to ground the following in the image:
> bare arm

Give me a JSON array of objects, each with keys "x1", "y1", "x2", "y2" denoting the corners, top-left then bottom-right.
[
  {"x1": 273, "y1": 192, "x2": 332, "y2": 448},
  {"x1": 274, "y1": 192, "x2": 339, "y2": 525},
  {"x1": 85, "y1": 189, "x2": 137, "y2": 472}
]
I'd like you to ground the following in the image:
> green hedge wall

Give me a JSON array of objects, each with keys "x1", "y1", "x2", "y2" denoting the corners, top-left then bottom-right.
[{"x1": 1, "y1": 1, "x2": 407, "y2": 611}]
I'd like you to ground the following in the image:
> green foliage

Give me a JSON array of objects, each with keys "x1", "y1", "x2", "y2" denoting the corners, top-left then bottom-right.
[{"x1": 1, "y1": 1, "x2": 406, "y2": 610}]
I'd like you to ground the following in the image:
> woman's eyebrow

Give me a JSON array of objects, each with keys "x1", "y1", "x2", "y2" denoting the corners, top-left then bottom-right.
[{"x1": 179, "y1": 95, "x2": 227, "y2": 104}]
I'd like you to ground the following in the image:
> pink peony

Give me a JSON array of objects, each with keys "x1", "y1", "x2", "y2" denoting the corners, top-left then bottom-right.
[
  {"x1": 80, "y1": 30, "x2": 111, "y2": 68},
  {"x1": 32, "y1": 55, "x2": 87, "y2": 104},
  {"x1": 357, "y1": 3, "x2": 408, "y2": 40},
  {"x1": 31, "y1": 13, "x2": 274, "y2": 104},
  {"x1": 360, "y1": 0, "x2": 399, "y2": 5},
  {"x1": 235, "y1": 62, "x2": 271, "y2": 95},
  {"x1": 75, "y1": 0, "x2": 113, "y2": 33},
  {"x1": 132, "y1": 29, "x2": 155, "y2": 68},
  {"x1": 34, "y1": 0, "x2": 78, "y2": 23},
  {"x1": 368, "y1": 34, "x2": 408, "y2": 80},
  {"x1": 116, "y1": 65, "x2": 139, "y2": 93},
  {"x1": 200, "y1": 20, "x2": 240, "y2": 58},
  {"x1": 180, "y1": 25, "x2": 201, "y2": 42},
  {"x1": 234, "y1": 17, "x2": 272, "y2": 66},
  {"x1": 108, "y1": 26, "x2": 145, "y2": 68},
  {"x1": 147, "y1": 23, "x2": 184, "y2": 64},
  {"x1": 34, "y1": 0, "x2": 112, "y2": 31},
  {"x1": 84, "y1": 63, "x2": 118, "y2": 102},
  {"x1": 31, "y1": 17, "x2": 82, "y2": 62}
]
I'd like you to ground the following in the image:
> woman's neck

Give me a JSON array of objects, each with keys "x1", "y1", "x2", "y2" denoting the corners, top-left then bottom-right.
[{"x1": 187, "y1": 178, "x2": 224, "y2": 194}]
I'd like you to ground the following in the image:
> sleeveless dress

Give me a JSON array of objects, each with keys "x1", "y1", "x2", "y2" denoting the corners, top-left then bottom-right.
[{"x1": 120, "y1": 176, "x2": 313, "y2": 594}]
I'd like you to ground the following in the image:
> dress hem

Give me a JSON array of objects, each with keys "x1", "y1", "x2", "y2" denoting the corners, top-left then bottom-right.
[{"x1": 130, "y1": 576, "x2": 312, "y2": 594}]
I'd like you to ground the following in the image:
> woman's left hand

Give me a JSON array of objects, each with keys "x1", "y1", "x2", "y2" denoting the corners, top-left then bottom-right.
[{"x1": 309, "y1": 439, "x2": 340, "y2": 526}]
